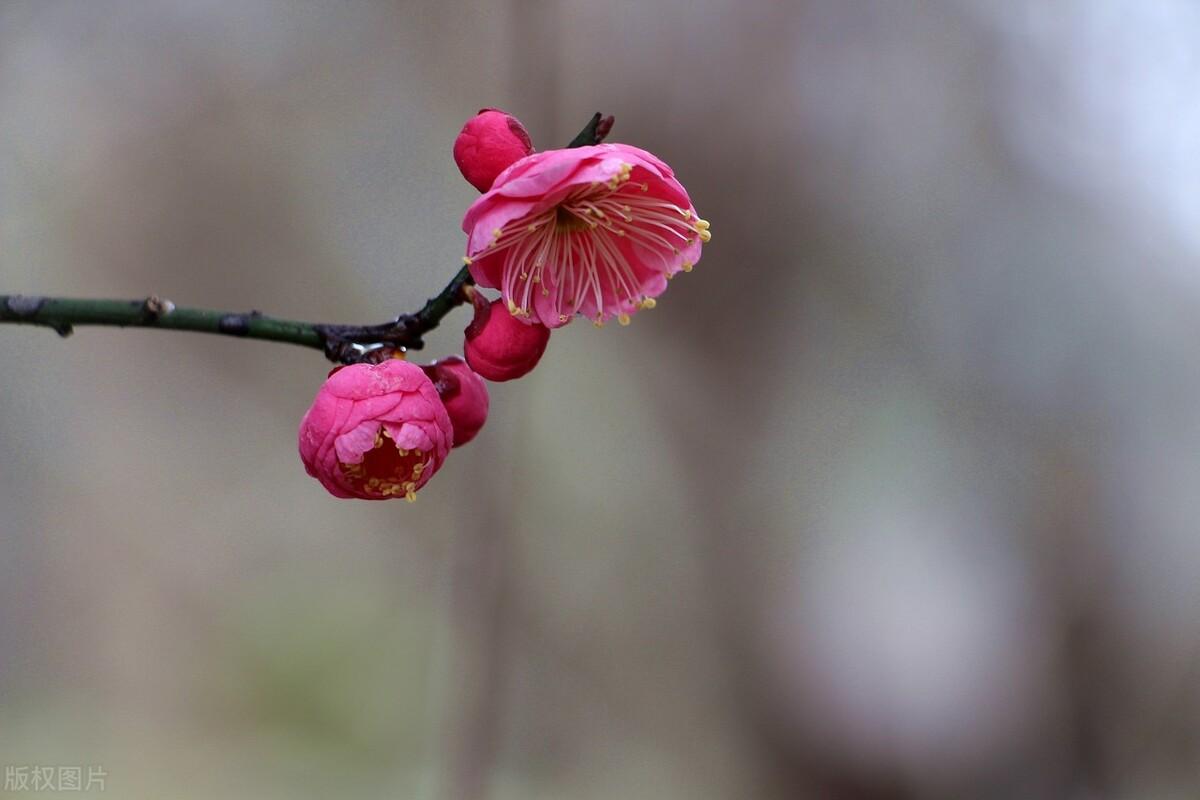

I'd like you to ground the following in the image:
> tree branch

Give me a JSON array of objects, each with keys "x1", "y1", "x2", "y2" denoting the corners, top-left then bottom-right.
[{"x1": 0, "y1": 114, "x2": 612, "y2": 364}]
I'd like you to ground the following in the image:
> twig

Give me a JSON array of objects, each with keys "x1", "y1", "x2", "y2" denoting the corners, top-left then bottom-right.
[{"x1": 0, "y1": 114, "x2": 613, "y2": 364}]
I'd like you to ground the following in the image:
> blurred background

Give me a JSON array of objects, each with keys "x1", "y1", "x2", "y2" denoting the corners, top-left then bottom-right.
[{"x1": 2, "y1": 1, "x2": 1200, "y2": 797}]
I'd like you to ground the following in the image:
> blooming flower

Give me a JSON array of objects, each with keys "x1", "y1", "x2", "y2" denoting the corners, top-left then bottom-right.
[
  {"x1": 463, "y1": 295, "x2": 550, "y2": 382},
  {"x1": 421, "y1": 356, "x2": 490, "y2": 446},
  {"x1": 298, "y1": 359, "x2": 453, "y2": 501},
  {"x1": 462, "y1": 143, "x2": 710, "y2": 329},
  {"x1": 453, "y1": 108, "x2": 535, "y2": 193}
]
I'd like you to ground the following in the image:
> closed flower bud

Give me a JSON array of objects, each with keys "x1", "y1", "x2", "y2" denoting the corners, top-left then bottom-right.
[
  {"x1": 453, "y1": 108, "x2": 535, "y2": 193},
  {"x1": 298, "y1": 360, "x2": 453, "y2": 501},
  {"x1": 421, "y1": 356, "x2": 489, "y2": 447},
  {"x1": 464, "y1": 295, "x2": 550, "y2": 382}
]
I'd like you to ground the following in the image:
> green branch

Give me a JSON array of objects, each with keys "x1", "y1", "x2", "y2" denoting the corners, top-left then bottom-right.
[{"x1": 0, "y1": 114, "x2": 611, "y2": 364}]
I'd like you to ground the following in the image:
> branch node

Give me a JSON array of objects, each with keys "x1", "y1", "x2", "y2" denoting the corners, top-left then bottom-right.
[
  {"x1": 5, "y1": 295, "x2": 46, "y2": 318},
  {"x1": 141, "y1": 295, "x2": 176, "y2": 321},
  {"x1": 218, "y1": 314, "x2": 251, "y2": 336}
]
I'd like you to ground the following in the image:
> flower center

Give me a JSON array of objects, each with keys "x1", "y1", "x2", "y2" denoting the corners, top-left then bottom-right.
[
  {"x1": 338, "y1": 427, "x2": 426, "y2": 501},
  {"x1": 555, "y1": 204, "x2": 591, "y2": 232}
]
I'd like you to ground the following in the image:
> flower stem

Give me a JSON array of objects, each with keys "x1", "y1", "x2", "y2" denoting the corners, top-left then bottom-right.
[{"x1": 0, "y1": 114, "x2": 612, "y2": 364}]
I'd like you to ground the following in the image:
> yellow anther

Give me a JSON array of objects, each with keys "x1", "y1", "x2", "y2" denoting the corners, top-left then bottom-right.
[
  {"x1": 559, "y1": 314, "x2": 569, "y2": 323},
  {"x1": 507, "y1": 299, "x2": 518, "y2": 314},
  {"x1": 405, "y1": 491, "x2": 417, "y2": 503},
  {"x1": 695, "y1": 218, "x2": 710, "y2": 230},
  {"x1": 618, "y1": 313, "x2": 631, "y2": 326},
  {"x1": 492, "y1": 228, "x2": 502, "y2": 238},
  {"x1": 681, "y1": 261, "x2": 694, "y2": 272},
  {"x1": 520, "y1": 272, "x2": 528, "y2": 279},
  {"x1": 531, "y1": 274, "x2": 540, "y2": 283},
  {"x1": 398, "y1": 448, "x2": 409, "y2": 456},
  {"x1": 698, "y1": 229, "x2": 712, "y2": 243},
  {"x1": 641, "y1": 298, "x2": 657, "y2": 310},
  {"x1": 462, "y1": 255, "x2": 473, "y2": 265},
  {"x1": 593, "y1": 317, "x2": 605, "y2": 328}
]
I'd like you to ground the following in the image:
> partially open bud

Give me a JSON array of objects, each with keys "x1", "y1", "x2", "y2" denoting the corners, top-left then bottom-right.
[
  {"x1": 298, "y1": 360, "x2": 453, "y2": 501},
  {"x1": 464, "y1": 295, "x2": 551, "y2": 382},
  {"x1": 421, "y1": 356, "x2": 489, "y2": 447},
  {"x1": 453, "y1": 108, "x2": 534, "y2": 193}
]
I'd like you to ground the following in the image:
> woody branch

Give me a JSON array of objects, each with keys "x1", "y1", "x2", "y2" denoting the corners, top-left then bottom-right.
[{"x1": 0, "y1": 113, "x2": 614, "y2": 365}]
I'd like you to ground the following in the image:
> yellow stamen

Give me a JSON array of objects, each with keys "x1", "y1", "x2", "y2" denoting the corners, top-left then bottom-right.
[
  {"x1": 618, "y1": 313, "x2": 631, "y2": 326},
  {"x1": 641, "y1": 298, "x2": 657, "y2": 310}
]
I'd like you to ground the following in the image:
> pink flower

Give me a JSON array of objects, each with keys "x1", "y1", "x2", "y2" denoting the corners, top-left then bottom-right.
[
  {"x1": 462, "y1": 143, "x2": 710, "y2": 329},
  {"x1": 298, "y1": 360, "x2": 453, "y2": 501},
  {"x1": 453, "y1": 109, "x2": 535, "y2": 193},
  {"x1": 421, "y1": 356, "x2": 490, "y2": 446},
  {"x1": 463, "y1": 295, "x2": 550, "y2": 382}
]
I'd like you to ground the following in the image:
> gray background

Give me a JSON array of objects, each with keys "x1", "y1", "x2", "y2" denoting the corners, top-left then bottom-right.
[{"x1": 2, "y1": 1, "x2": 1199, "y2": 798}]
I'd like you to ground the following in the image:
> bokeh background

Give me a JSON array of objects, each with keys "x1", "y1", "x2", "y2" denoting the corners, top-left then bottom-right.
[{"x1": 3, "y1": 1, "x2": 1200, "y2": 798}]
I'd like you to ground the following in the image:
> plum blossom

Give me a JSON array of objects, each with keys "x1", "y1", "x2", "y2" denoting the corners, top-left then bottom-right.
[
  {"x1": 462, "y1": 143, "x2": 710, "y2": 329},
  {"x1": 421, "y1": 356, "x2": 490, "y2": 446},
  {"x1": 463, "y1": 295, "x2": 550, "y2": 382},
  {"x1": 453, "y1": 108, "x2": 535, "y2": 193},
  {"x1": 298, "y1": 359, "x2": 453, "y2": 501}
]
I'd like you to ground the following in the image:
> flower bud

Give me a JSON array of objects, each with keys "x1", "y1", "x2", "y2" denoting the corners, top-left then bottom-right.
[
  {"x1": 298, "y1": 360, "x2": 453, "y2": 501},
  {"x1": 464, "y1": 295, "x2": 550, "y2": 382},
  {"x1": 453, "y1": 108, "x2": 534, "y2": 193},
  {"x1": 421, "y1": 356, "x2": 489, "y2": 447}
]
